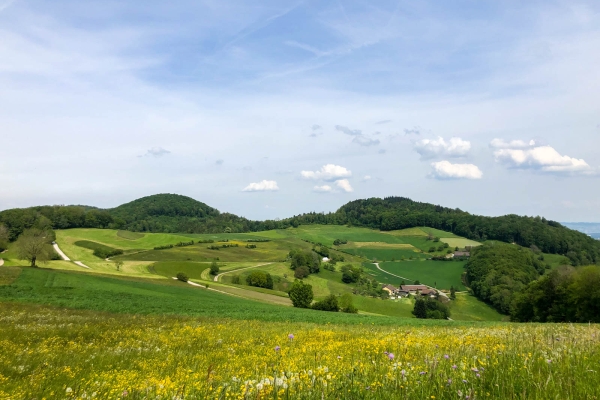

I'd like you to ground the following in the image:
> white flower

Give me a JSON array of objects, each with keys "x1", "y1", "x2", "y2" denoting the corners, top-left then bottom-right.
[
  {"x1": 66, "y1": 387, "x2": 73, "y2": 393},
  {"x1": 256, "y1": 383, "x2": 264, "y2": 391}
]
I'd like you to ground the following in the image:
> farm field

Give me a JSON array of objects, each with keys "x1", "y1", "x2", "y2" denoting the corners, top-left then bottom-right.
[
  {"x1": 440, "y1": 237, "x2": 482, "y2": 248},
  {"x1": 1, "y1": 302, "x2": 599, "y2": 399},
  {"x1": 379, "y1": 260, "x2": 467, "y2": 290},
  {"x1": 449, "y1": 293, "x2": 506, "y2": 322}
]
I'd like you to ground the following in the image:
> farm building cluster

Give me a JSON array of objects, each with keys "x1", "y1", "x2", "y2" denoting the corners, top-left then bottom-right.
[{"x1": 381, "y1": 284, "x2": 440, "y2": 299}]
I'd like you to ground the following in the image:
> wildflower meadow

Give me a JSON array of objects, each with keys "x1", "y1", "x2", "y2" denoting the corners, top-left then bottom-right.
[{"x1": 1, "y1": 303, "x2": 599, "y2": 399}]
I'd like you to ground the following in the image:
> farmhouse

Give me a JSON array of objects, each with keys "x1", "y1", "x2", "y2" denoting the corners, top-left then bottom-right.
[
  {"x1": 382, "y1": 284, "x2": 397, "y2": 295},
  {"x1": 454, "y1": 251, "x2": 470, "y2": 257}
]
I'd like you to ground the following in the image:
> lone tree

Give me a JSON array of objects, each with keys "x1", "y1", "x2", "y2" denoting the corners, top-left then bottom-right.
[
  {"x1": 15, "y1": 228, "x2": 54, "y2": 267},
  {"x1": 210, "y1": 261, "x2": 220, "y2": 276},
  {"x1": 0, "y1": 224, "x2": 9, "y2": 252},
  {"x1": 115, "y1": 261, "x2": 124, "y2": 272},
  {"x1": 450, "y1": 285, "x2": 456, "y2": 300},
  {"x1": 288, "y1": 280, "x2": 314, "y2": 308}
]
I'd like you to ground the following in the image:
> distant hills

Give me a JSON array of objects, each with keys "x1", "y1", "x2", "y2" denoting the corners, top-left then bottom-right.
[
  {"x1": 1, "y1": 193, "x2": 599, "y2": 265},
  {"x1": 562, "y1": 222, "x2": 600, "y2": 239}
]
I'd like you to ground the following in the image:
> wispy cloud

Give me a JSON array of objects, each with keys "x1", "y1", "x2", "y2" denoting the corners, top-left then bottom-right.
[
  {"x1": 375, "y1": 119, "x2": 391, "y2": 125},
  {"x1": 140, "y1": 147, "x2": 170, "y2": 158}
]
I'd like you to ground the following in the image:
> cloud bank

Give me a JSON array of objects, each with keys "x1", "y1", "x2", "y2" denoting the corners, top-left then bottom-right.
[
  {"x1": 494, "y1": 145, "x2": 593, "y2": 174},
  {"x1": 430, "y1": 161, "x2": 483, "y2": 180}
]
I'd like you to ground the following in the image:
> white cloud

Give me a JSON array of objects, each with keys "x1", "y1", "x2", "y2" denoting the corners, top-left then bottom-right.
[
  {"x1": 313, "y1": 185, "x2": 332, "y2": 192},
  {"x1": 301, "y1": 164, "x2": 352, "y2": 181},
  {"x1": 490, "y1": 138, "x2": 536, "y2": 149},
  {"x1": 414, "y1": 137, "x2": 471, "y2": 159},
  {"x1": 362, "y1": 175, "x2": 371, "y2": 181},
  {"x1": 242, "y1": 180, "x2": 279, "y2": 192},
  {"x1": 430, "y1": 161, "x2": 483, "y2": 180},
  {"x1": 335, "y1": 179, "x2": 353, "y2": 192},
  {"x1": 494, "y1": 145, "x2": 593, "y2": 174},
  {"x1": 141, "y1": 147, "x2": 170, "y2": 157}
]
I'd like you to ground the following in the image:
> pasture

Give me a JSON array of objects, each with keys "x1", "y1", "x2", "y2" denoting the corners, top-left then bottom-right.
[
  {"x1": 379, "y1": 260, "x2": 467, "y2": 290},
  {"x1": 1, "y1": 302, "x2": 599, "y2": 399}
]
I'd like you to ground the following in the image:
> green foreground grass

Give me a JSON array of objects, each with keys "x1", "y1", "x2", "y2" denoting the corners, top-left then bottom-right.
[{"x1": 0, "y1": 266, "x2": 452, "y2": 326}]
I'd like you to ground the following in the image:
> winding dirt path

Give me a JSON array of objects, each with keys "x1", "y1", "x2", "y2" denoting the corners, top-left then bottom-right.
[
  {"x1": 213, "y1": 262, "x2": 273, "y2": 282},
  {"x1": 52, "y1": 243, "x2": 70, "y2": 261},
  {"x1": 73, "y1": 261, "x2": 90, "y2": 269},
  {"x1": 0, "y1": 259, "x2": 4, "y2": 267}
]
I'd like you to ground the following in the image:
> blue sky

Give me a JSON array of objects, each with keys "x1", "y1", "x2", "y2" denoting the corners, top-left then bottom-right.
[{"x1": 0, "y1": 0, "x2": 599, "y2": 221}]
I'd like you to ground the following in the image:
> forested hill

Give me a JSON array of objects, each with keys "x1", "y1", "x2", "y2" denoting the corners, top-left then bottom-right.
[
  {"x1": 287, "y1": 197, "x2": 600, "y2": 265},
  {"x1": 0, "y1": 194, "x2": 259, "y2": 240},
  {"x1": 1, "y1": 194, "x2": 599, "y2": 265},
  {"x1": 109, "y1": 194, "x2": 256, "y2": 233}
]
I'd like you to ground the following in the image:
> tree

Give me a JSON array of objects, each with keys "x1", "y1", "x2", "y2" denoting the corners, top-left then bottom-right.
[
  {"x1": 246, "y1": 271, "x2": 274, "y2": 289},
  {"x1": 115, "y1": 261, "x2": 123, "y2": 271},
  {"x1": 339, "y1": 293, "x2": 358, "y2": 313},
  {"x1": 288, "y1": 280, "x2": 313, "y2": 308},
  {"x1": 176, "y1": 272, "x2": 189, "y2": 282},
  {"x1": 210, "y1": 261, "x2": 220, "y2": 276},
  {"x1": 0, "y1": 224, "x2": 8, "y2": 252},
  {"x1": 294, "y1": 266, "x2": 309, "y2": 279},
  {"x1": 414, "y1": 280, "x2": 420, "y2": 285},
  {"x1": 413, "y1": 298, "x2": 427, "y2": 318},
  {"x1": 15, "y1": 228, "x2": 53, "y2": 267},
  {"x1": 450, "y1": 285, "x2": 456, "y2": 300},
  {"x1": 312, "y1": 294, "x2": 339, "y2": 312}
]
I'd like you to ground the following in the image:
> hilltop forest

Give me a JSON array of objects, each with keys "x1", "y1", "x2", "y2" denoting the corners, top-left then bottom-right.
[{"x1": 1, "y1": 194, "x2": 598, "y2": 266}]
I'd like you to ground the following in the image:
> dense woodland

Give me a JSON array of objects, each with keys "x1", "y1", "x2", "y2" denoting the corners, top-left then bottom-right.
[{"x1": 1, "y1": 194, "x2": 599, "y2": 266}]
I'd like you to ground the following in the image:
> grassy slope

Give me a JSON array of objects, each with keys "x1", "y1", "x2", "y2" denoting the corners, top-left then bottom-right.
[
  {"x1": 0, "y1": 267, "x2": 468, "y2": 326},
  {"x1": 379, "y1": 260, "x2": 467, "y2": 290},
  {"x1": 450, "y1": 293, "x2": 506, "y2": 321}
]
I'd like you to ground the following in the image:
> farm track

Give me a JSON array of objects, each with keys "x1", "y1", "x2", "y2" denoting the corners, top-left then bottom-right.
[
  {"x1": 53, "y1": 243, "x2": 70, "y2": 261},
  {"x1": 213, "y1": 262, "x2": 273, "y2": 282}
]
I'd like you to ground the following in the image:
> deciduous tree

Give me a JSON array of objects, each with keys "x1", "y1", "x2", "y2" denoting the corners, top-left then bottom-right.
[{"x1": 15, "y1": 228, "x2": 53, "y2": 267}]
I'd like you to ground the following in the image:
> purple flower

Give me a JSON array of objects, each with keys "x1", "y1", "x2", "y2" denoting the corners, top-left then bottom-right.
[
  {"x1": 388, "y1": 353, "x2": 395, "y2": 360},
  {"x1": 444, "y1": 354, "x2": 450, "y2": 360},
  {"x1": 288, "y1": 334, "x2": 294, "y2": 340},
  {"x1": 546, "y1": 359, "x2": 552, "y2": 364},
  {"x1": 384, "y1": 351, "x2": 389, "y2": 355},
  {"x1": 447, "y1": 379, "x2": 452, "y2": 385},
  {"x1": 401, "y1": 370, "x2": 406, "y2": 376},
  {"x1": 419, "y1": 371, "x2": 427, "y2": 375},
  {"x1": 462, "y1": 379, "x2": 468, "y2": 384},
  {"x1": 275, "y1": 346, "x2": 281, "y2": 351},
  {"x1": 476, "y1": 373, "x2": 481, "y2": 378},
  {"x1": 452, "y1": 365, "x2": 457, "y2": 370},
  {"x1": 471, "y1": 368, "x2": 479, "y2": 373}
]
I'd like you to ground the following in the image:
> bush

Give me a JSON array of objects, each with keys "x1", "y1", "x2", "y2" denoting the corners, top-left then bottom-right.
[
  {"x1": 333, "y1": 239, "x2": 348, "y2": 246},
  {"x1": 294, "y1": 266, "x2": 310, "y2": 279},
  {"x1": 246, "y1": 271, "x2": 274, "y2": 289},
  {"x1": 209, "y1": 261, "x2": 220, "y2": 276},
  {"x1": 74, "y1": 240, "x2": 123, "y2": 259},
  {"x1": 311, "y1": 294, "x2": 339, "y2": 312},
  {"x1": 341, "y1": 264, "x2": 361, "y2": 283},
  {"x1": 413, "y1": 297, "x2": 450, "y2": 319},
  {"x1": 176, "y1": 272, "x2": 189, "y2": 282},
  {"x1": 288, "y1": 280, "x2": 314, "y2": 308}
]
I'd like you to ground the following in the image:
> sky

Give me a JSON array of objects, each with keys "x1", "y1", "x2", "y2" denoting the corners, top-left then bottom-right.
[{"x1": 0, "y1": 0, "x2": 599, "y2": 222}]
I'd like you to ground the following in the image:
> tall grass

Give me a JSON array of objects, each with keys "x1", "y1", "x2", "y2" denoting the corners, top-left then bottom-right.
[{"x1": 0, "y1": 303, "x2": 598, "y2": 399}]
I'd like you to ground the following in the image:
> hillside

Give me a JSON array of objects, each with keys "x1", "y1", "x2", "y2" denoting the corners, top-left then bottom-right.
[{"x1": 1, "y1": 194, "x2": 599, "y2": 264}]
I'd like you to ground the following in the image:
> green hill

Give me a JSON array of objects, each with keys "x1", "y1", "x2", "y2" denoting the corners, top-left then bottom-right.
[{"x1": 1, "y1": 194, "x2": 599, "y2": 265}]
